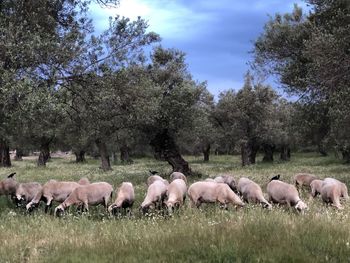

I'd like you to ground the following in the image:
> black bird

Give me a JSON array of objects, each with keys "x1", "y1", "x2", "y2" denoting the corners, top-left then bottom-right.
[
  {"x1": 270, "y1": 174, "x2": 280, "y2": 182},
  {"x1": 149, "y1": 170, "x2": 159, "y2": 175},
  {"x1": 7, "y1": 172, "x2": 16, "y2": 178}
]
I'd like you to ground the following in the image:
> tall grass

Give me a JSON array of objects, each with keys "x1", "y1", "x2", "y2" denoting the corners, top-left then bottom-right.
[{"x1": 0, "y1": 153, "x2": 349, "y2": 262}]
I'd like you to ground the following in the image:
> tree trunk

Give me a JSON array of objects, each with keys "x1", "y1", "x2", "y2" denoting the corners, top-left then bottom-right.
[
  {"x1": 150, "y1": 129, "x2": 191, "y2": 175},
  {"x1": 74, "y1": 150, "x2": 86, "y2": 163},
  {"x1": 249, "y1": 143, "x2": 259, "y2": 164},
  {"x1": 241, "y1": 141, "x2": 252, "y2": 166},
  {"x1": 95, "y1": 139, "x2": 112, "y2": 171},
  {"x1": 262, "y1": 144, "x2": 275, "y2": 162},
  {"x1": 14, "y1": 148, "x2": 23, "y2": 161},
  {"x1": 280, "y1": 145, "x2": 291, "y2": 161},
  {"x1": 203, "y1": 143, "x2": 210, "y2": 162},
  {"x1": 318, "y1": 143, "x2": 328, "y2": 156},
  {"x1": 0, "y1": 139, "x2": 11, "y2": 167},
  {"x1": 342, "y1": 149, "x2": 350, "y2": 163},
  {"x1": 120, "y1": 145, "x2": 133, "y2": 164},
  {"x1": 37, "y1": 140, "x2": 51, "y2": 166}
]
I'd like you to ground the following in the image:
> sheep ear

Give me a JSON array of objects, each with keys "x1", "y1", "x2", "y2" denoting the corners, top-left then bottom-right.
[{"x1": 7, "y1": 172, "x2": 16, "y2": 178}]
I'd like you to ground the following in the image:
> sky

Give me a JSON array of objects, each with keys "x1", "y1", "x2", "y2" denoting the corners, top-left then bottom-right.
[{"x1": 90, "y1": 0, "x2": 308, "y2": 98}]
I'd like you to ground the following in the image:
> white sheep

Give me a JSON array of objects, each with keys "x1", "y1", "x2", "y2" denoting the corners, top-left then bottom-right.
[
  {"x1": 267, "y1": 180, "x2": 308, "y2": 212},
  {"x1": 0, "y1": 172, "x2": 18, "y2": 197},
  {"x1": 146, "y1": 175, "x2": 169, "y2": 186},
  {"x1": 169, "y1": 172, "x2": 187, "y2": 184},
  {"x1": 310, "y1": 179, "x2": 323, "y2": 197},
  {"x1": 108, "y1": 182, "x2": 135, "y2": 216},
  {"x1": 15, "y1": 182, "x2": 43, "y2": 207},
  {"x1": 54, "y1": 182, "x2": 113, "y2": 216},
  {"x1": 294, "y1": 173, "x2": 318, "y2": 189},
  {"x1": 321, "y1": 182, "x2": 343, "y2": 209},
  {"x1": 165, "y1": 179, "x2": 187, "y2": 213},
  {"x1": 187, "y1": 181, "x2": 244, "y2": 209},
  {"x1": 237, "y1": 177, "x2": 272, "y2": 209},
  {"x1": 322, "y1": 178, "x2": 349, "y2": 200},
  {"x1": 214, "y1": 174, "x2": 237, "y2": 192},
  {"x1": 141, "y1": 180, "x2": 168, "y2": 214},
  {"x1": 26, "y1": 180, "x2": 81, "y2": 212},
  {"x1": 78, "y1": 177, "x2": 90, "y2": 185}
]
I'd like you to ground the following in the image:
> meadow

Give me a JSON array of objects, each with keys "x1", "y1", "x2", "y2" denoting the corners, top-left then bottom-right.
[{"x1": 0, "y1": 153, "x2": 350, "y2": 263}]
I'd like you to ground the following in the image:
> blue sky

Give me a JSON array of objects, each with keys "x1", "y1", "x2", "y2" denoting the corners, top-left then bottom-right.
[{"x1": 90, "y1": 0, "x2": 308, "y2": 98}]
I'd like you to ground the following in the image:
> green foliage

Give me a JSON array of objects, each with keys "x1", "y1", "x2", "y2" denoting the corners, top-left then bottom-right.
[{"x1": 253, "y1": 0, "x2": 350, "y2": 158}]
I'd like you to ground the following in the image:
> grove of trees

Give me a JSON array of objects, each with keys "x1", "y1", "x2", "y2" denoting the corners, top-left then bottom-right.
[{"x1": 0, "y1": 0, "x2": 349, "y2": 174}]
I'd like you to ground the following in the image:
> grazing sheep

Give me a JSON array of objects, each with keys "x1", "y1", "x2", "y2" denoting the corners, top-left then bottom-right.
[
  {"x1": 323, "y1": 178, "x2": 349, "y2": 200},
  {"x1": 310, "y1": 179, "x2": 323, "y2": 197},
  {"x1": 141, "y1": 180, "x2": 168, "y2": 214},
  {"x1": 108, "y1": 182, "x2": 135, "y2": 216},
  {"x1": 165, "y1": 179, "x2": 187, "y2": 213},
  {"x1": 187, "y1": 181, "x2": 245, "y2": 209},
  {"x1": 78, "y1": 177, "x2": 90, "y2": 185},
  {"x1": 214, "y1": 174, "x2": 236, "y2": 192},
  {"x1": 169, "y1": 172, "x2": 187, "y2": 184},
  {"x1": 146, "y1": 175, "x2": 169, "y2": 186},
  {"x1": 237, "y1": 177, "x2": 272, "y2": 209},
  {"x1": 0, "y1": 172, "x2": 18, "y2": 197},
  {"x1": 55, "y1": 182, "x2": 113, "y2": 216},
  {"x1": 26, "y1": 180, "x2": 81, "y2": 212},
  {"x1": 294, "y1": 173, "x2": 318, "y2": 188},
  {"x1": 321, "y1": 183, "x2": 343, "y2": 209},
  {"x1": 267, "y1": 180, "x2": 308, "y2": 212},
  {"x1": 15, "y1": 182, "x2": 42, "y2": 207}
]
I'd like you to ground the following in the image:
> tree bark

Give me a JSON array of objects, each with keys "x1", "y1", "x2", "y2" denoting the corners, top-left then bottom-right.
[
  {"x1": 342, "y1": 149, "x2": 350, "y2": 163},
  {"x1": 249, "y1": 142, "x2": 259, "y2": 164},
  {"x1": 280, "y1": 145, "x2": 291, "y2": 161},
  {"x1": 241, "y1": 141, "x2": 252, "y2": 166},
  {"x1": 74, "y1": 150, "x2": 86, "y2": 163},
  {"x1": 318, "y1": 143, "x2": 328, "y2": 156},
  {"x1": 14, "y1": 148, "x2": 23, "y2": 161},
  {"x1": 0, "y1": 139, "x2": 11, "y2": 167},
  {"x1": 37, "y1": 140, "x2": 51, "y2": 166},
  {"x1": 262, "y1": 143, "x2": 275, "y2": 162},
  {"x1": 203, "y1": 143, "x2": 210, "y2": 162},
  {"x1": 95, "y1": 139, "x2": 112, "y2": 171},
  {"x1": 150, "y1": 129, "x2": 191, "y2": 175},
  {"x1": 120, "y1": 145, "x2": 133, "y2": 164}
]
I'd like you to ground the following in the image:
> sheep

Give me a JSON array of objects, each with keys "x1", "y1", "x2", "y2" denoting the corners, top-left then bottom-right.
[
  {"x1": 141, "y1": 180, "x2": 168, "y2": 214},
  {"x1": 169, "y1": 172, "x2": 187, "y2": 184},
  {"x1": 108, "y1": 182, "x2": 135, "y2": 216},
  {"x1": 55, "y1": 182, "x2": 113, "y2": 216},
  {"x1": 237, "y1": 177, "x2": 272, "y2": 209},
  {"x1": 187, "y1": 181, "x2": 245, "y2": 209},
  {"x1": 78, "y1": 177, "x2": 90, "y2": 185},
  {"x1": 294, "y1": 173, "x2": 318, "y2": 189},
  {"x1": 26, "y1": 180, "x2": 81, "y2": 213},
  {"x1": 214, "y1": 174, "x2": 237, "y2": 192},
  {"x1": 204, "y1": 178, "x2": 216, "y2": 182},
  {"x1": 310, "y1": 179, "x2": 323, "y2": 197},
  {"x1": 321, "y1": 182, "x2": 344, "y2": 209},
  {"x1": 146, "y1": 175, "x2": 169, "y2": 186},
  {"x1": 165, "y1": 179, "x2": 187, "y2": 213},
  {"x1": 322, "y1": 178, "x2": 349, "y2": 200},
  {"x1": 266, "y1": 180, "x2": 308, "y2": 212},
  {"x1": 0, "y1": 172, "x2": 18, "y2": 197},
  {"x1": 15, "y1": 182, "x2": 42, "y2": 207}
]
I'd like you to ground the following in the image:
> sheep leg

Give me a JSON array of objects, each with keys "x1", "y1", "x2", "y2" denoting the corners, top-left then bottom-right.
[
  {"x1": 83, "y1": 202, "x2": 89, "y2": 212},
  {"x1": 45, "y1": 198, "x2": 53, "y2": 213}
]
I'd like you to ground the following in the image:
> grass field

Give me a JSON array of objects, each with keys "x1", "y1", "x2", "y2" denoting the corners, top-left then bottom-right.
[{"x1": 0, "y1": 153, "x2": 350, "y2": 263}]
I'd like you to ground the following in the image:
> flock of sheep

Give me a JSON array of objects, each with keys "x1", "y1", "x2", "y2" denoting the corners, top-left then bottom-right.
[{"x1": 0, "y1": 171, "x2": 348, "y2": 217}]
